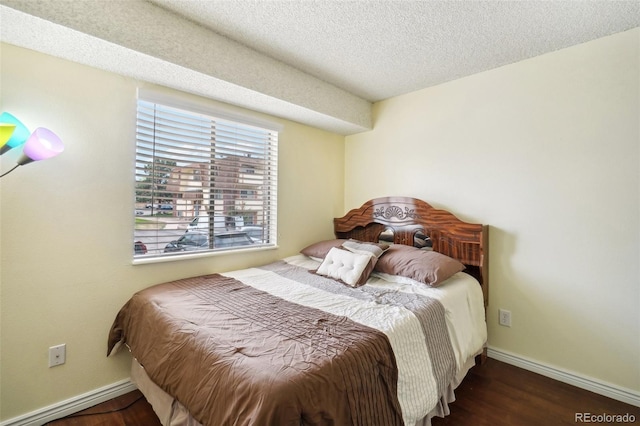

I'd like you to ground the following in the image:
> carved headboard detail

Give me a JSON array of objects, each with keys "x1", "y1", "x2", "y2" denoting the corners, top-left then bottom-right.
[{"x1": 334, "y1": 196, "x2": 489, "y2": 305}]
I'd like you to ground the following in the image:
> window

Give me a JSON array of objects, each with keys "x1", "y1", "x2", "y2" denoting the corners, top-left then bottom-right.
[{"x1": 134, "y1": 97, "x2": 278, "y2": 260}]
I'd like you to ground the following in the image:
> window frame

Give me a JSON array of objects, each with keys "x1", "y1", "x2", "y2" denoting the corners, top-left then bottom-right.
[{"x1": 133, "y1": 89, "x2": 280, "y2": 264}]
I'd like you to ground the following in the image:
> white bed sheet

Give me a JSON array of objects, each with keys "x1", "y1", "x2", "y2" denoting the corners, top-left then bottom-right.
[{"x1": 277, "y1": 255, "x2": 487, "y2": 424}]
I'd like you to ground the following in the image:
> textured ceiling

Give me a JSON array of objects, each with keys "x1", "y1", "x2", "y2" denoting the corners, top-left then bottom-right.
[
  {"x1": 148, "y1": 0, "x2": 640, "y2": 102},
  {"x1": 1, "y1": 0, "x2": 639, "y2": 135}
]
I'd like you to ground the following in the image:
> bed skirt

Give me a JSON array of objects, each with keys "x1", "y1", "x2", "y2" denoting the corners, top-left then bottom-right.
[{"x1": 130, "y1": 351, "x2": 479, "y2": 426}]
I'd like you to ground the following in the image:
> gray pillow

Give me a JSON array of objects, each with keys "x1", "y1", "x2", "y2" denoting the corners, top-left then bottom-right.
[
  {"x1": 300, "y1": 239, "x2": 347, "y2": 259},
  {"x1": 374, "y1": 244, "x2": 465, "y2": 287}
]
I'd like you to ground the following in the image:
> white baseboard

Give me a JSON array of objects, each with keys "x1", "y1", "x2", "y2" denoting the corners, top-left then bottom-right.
[
  {"x1": 0, "y1": 379, "x2": 137, "y2": 426},
  {"x1": 487, "y1": 346, "x2": 640, "y2": 408}
]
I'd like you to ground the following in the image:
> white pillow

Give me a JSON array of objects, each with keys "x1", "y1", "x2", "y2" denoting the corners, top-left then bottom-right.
[{"x1": 316, "y1": 247, "x2": 375, "y2": 287}]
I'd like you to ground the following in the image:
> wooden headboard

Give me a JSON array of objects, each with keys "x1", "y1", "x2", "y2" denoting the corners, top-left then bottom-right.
[{"x1": 334, "y1": 196, "x2": 489, "y2": 306}]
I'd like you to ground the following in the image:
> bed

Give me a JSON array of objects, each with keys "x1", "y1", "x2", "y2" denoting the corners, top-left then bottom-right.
[{"x1": 108, "y1": 196, "x2": 488, "y2": 426}]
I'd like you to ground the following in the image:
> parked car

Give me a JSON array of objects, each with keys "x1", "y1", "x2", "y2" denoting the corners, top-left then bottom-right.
[
  {"x1": 145, "y1": 203, "x2": 173, "y2": 210},
  {"x1": 134, "y1": 241, "x2": 147, "y2": 255},
  {"x1": 164, "y1": 231, "x2": 254, "y2": 252},
  {"x1": 187, "y1": 215, "x2": 244, "y2": 233},
  {"x1": 213, "y1": 231, "x2": 255, "y2": 248},
  {"x1": 164, "y1": 232, "x2": 208, "y2": 252},
  {"x1": 240, "y1": 225, "x2": 265, "y2": 243}
]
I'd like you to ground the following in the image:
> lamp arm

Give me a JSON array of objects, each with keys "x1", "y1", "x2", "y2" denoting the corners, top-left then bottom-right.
[{"x1": 0, "y1": 164, "x2": 20, "y2": 178}]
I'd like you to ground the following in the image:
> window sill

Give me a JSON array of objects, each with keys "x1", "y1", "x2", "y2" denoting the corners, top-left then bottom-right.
[{"x1": 132, "y1": 244, "x2": 279, "y2": 265}]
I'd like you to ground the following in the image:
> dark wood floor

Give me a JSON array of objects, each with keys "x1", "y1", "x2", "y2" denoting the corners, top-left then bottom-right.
[
  {"x1": 44, "y1": 390, "x2": 161, "y2": 426},
  {"x1": 431, "y1": 359, "x2": 640, "y2": 426},
  {"x1": 47, "y1": 358, "x2": 639, "y2": 426}
]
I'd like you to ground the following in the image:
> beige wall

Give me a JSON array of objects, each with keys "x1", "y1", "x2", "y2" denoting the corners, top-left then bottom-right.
[
  {"x1": 346, "y1": 28, "x2": 640, "y2": 392},
  {"x1": 0, "y1": 43, "x2": 345, "y2": 420},
  {"x1": 2, "y1": 26, "x2": 639, "y2": 421}
]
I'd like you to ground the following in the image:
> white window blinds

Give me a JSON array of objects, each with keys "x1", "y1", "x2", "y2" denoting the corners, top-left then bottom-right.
[{"x1": 134, "y1": 98, "x2": 278, "y2": 259}]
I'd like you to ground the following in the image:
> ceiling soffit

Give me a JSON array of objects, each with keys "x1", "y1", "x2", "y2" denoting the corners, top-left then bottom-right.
[{"x1": 0, "y1": 1, "x2": 372, "y2": 136}]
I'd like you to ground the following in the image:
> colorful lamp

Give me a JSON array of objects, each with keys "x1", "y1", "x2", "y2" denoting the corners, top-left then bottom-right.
[
  {"x1": 0, "y1": 112, "x2": 65, "y2": 179},
  {"x1": 0, "y1": 123, "x2": 17, "y2": 148},
  {"x1": 0, "y1": 112, "x2": 31, "y2": 155},
  {"x1": 17, "y1": 127, "x2": 64, "y2": 165}
]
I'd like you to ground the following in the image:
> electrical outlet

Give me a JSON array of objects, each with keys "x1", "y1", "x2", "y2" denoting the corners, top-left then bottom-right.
[
  {"x1": 49, "y1": 344, "x2": 66, "y2": 367},
  {"x1": 499, "y1": 309, "x2": 512, "y2": 327}
]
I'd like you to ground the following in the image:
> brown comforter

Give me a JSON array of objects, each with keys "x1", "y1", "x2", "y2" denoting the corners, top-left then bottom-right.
[{"x1": 108, "y1": 272, "x2": 404, "y2": 426}]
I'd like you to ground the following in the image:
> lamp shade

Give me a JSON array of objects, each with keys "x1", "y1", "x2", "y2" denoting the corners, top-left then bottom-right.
[
  {"x1": 17, "y1": 127, "x2": 64, "y2": 166},
  {"x1": 0, "y1": 123, "x2": 16, "y2": 148},
  {"x1": 0, "y1": 112, "x2": 30, "y2": 154}
]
